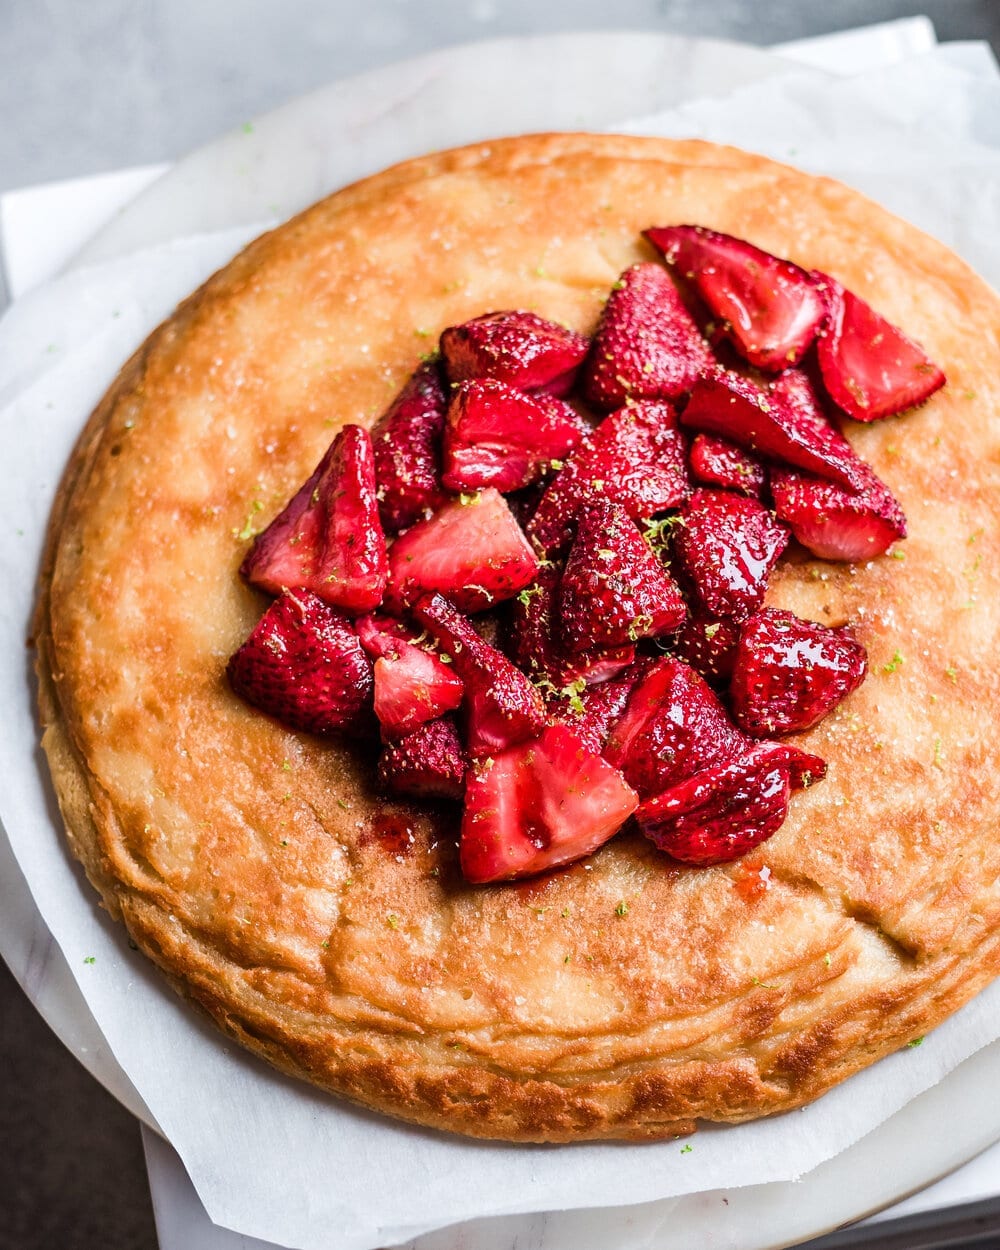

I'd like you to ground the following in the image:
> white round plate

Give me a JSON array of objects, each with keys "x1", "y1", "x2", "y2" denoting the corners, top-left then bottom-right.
[{"x1": 4, "y1": 29, "x2": 999, "y2": 1250}]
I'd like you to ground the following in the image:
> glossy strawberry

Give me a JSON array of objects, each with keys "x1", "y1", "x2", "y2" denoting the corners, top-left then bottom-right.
[
  {"x1": 413, "y1": 593, "x2": 546, "y2": 757},
  {"x1": 672, "y1": 610, "x2": 742, "y2": 685},
  {"x1": 730, "y1": 608, "x2": 867, "y2": 736},
  {"x1": 770, "y1": 464, "x2": 906, "y2": 561},
  {"x1": 815, "y1": 274, "x2": 946, "y2": 421},
  {"x1": 635, "y1": 741, "x2": 826, "y2": 865},
  {"x1": 681, "y1": 367, "x2": 867, "y2": 493},
  {"x1": 581, "y1": 263, "x2": 712, "y2": 410},
  {"x1": 371, "y1": 361, "x2": 448, "y2": 533},
  {"x1": 441, "y1": 379, "x2": 585, "y2": 493},
  {"x1": 241, "y1": 425, "x2": 387, "y2": 612},
  {"x1": 384, "y1": 488, "x2": 538, "y2": 613},
  {"x1": 645, "y1": 225, "x2": 826, "y2": 371},
  {"x1": 527, "y1": 400, "x2": 689, "y2": 555},
  {"x1": 689, "y1": 432, "x2": 766, "y2": 498},
  {"x1": 227, "y1": 590, "x2": 374, "y2": 737},
  {"x1": 675, "y1": 489, "x2": 789, "y2": 621},
  {"x1": 377, "y1": 716, "x2": 467, "y2": 801},
  {"x1": 460, "y1": 724, "x2": 638, "y2": 883},
  {"x1": 440, "y1": 309, "x2": 589, "y2": 396},
  {"x1": 550, "y1": 658, "x2": 655, "y2": 755},
  {"x1": 559, "y1": 497, "x2": 686, "y2": 652},
  {"x1": 355, "y1": 614, "x2": 463, "y2": 739},
  {"x1": 604, "y1": 656, "x2": 747, "y2": 798}
]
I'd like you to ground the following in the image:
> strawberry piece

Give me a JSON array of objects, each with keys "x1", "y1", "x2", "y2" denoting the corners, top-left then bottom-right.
[
  {"x1": 440, "y1": 310, "x2": 589, "y2": 396},
  {"x1": 460, "y1": 724, "x2": 638, "y2": 883},
  {"x1": 635, "y1": 741, "x2": 826, "y2": 866},
  {"x1": 675, "y1": 489, "x2": 789, "y2": 621},
  {"x1": 355, "y1": 614, "x2": 463, "y2": 740},
  {"x1": 371, "y1": 361, "x2": 448, "y2": 533},
  {"x1": 413, "y1": 593, "x2": 546, "y2": 757},
  {"x1": 582, "y1": 263, "x2": 712, "y2": 410},
  {"x1": 227, "y1": 590, "x2": 374, "y2": 737},
  {"x1": 730, "y1": 608, "x2": 868, "y2": 736},
  {"x1": 558, "y1": 497, "x2": 687, "y2": 652},
  {"x1": 770, "y1": 464, "x2": 906, "y2": 561},
  {"x1": 689, "y1": 433, "x2": 766, "y2": 498},
  {"x1": 527, "y1": 400, "x2": 689, "y2": 555},
  {"x1": 441, "y1": 379, "x2": 585, "y2": 493},
  {"x1": 681, "y1": 367, "x2": 867, "y2": 493},
  {"x1": 605, "y1": 656, "x2": 747, "y2": 799},
  {"x1": 672, "y1": 611, "x2": 742, "y2": 685},
  {"x1": 377, "y1": 716, "x2": 467, "y2": 801},
  {"x1": 241, "y1": 425, "x2": 388, "y2": 613},
  {"x1": 385, "y1": 488, "x2": 538, "y2": 613},
  {"x1": 645, "y1": 225, "x2": 826, "y2": 371},
  {"x1": 815, "y1": 275, "x2": 946, "y2": 422},
  {"x1": 509, "y1": 564, "x2": 635, "y2": 690},
  {"x1": 550, "y1": 658, "x2": 655, "y2": 755}
]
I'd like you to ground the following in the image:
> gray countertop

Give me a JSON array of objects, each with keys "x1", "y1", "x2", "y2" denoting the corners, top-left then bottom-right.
[{"x1": 2, "y1": 4, "x2": 999, "y2": 1249}]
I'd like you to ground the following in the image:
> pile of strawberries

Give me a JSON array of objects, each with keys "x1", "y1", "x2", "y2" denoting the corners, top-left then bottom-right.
[{"x1": 228, "y1": 225, "x2": 944, "y2": 882}]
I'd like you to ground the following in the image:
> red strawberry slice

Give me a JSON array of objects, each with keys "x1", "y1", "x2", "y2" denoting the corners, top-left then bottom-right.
[
  {"x1": 635, "y1": 740, "x2": 826, "y2": 866},
  {"x1": 681, "y1": 367, "x2": 867, "y2": 493},
  {"x1": 527, "y1": 400, "x2": 690, "y2": 555},
  {"x1": 604, "y1": 656, "x2": 747, "y2": 798},
  {"x1": 377, "y1": 716, "x2": 467, "y2": 801},
  {"x1": 730, "y1": 608, "x2": 868, "y2": 736},
  {"x1": 385, "y1": 488, "x2": 539, "y2": 613},
  {"x1": 355, "y1": 614, "x2": 463, "y2": 740},
  {"x1": 227, "y1": 590, "x2": 374, "y2": 737},
  {"x1": 815, "y1": 274, "x2": 946, "y2": 422},
  {"x1": 413, "y1": 593, "x2": 546, "y2": 757},
  {"x1": 689, "y1": 433, "x2": 767, "y2": 498},
  {"x1": 441, "y1": 379, "x2": 586, "y2": 493},
  {"x1": 770, "y1": 464, "x2": 906, "y2": 561},
  {"x1": 371, "y1": 361, "x2": 448, "y2": 533},
  {"x1": 241, "y1": 425, "x2": 388, "y2": 613},
  {"x1": 460, "y1": 724, "x2": 638, "y2": 883},
  {"x1": 581, "y1": 263, "x2": 713, "y2": 410},
  {"x1": 672, "y1": 610, "x2": 742, "y2": 685},
  {"x1": 550, "y1": 658, "x2": 655, "y2": 755},
  {"x1": 508, "y1": 564, "x2": 635, "y2": 690},
  {"x1": 645, "y1": 225, "x2": 826, "y2": 371},
  {"x1": 675, "y1": 489, "x2": 789, "y2": 621},
  {"x1": 558, "y1": 497, "x2": 687, "y2": 652},
  {"x1": 440, "y1": 310, "x2": 589, "y2": 396}
]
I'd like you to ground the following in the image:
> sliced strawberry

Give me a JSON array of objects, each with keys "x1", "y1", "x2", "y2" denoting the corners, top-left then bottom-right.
[
  {"x1": 675, "y1": 489, "x2": 789, "y2": 621},
  {"x1": 558, "y1": 497, "x2": 686, "y2": 652},
  {"x1": 377, "y1": 716, "x2": 467, "y2": 802},
  {"x1": 355, "y1": 614, "x2": 463, "y2": 740},
  {"x1": 440, "y1": 310, "x2": 589, "y2": 396},
  {"x1": 441, "y1": 379, "x2": 585, "y2": 493},
  {"x1": 460, "y1": 724, "x2": 638, "y2": 883},
  {"x1": 770, "y1": 464, "x2": 906, "y2": 561},
  {"x1": 672, "y1": 610, "x2": 742, "y2": 685},
  {"x1": 635, "y1": 740, "x2": 826, "y2": 866},
  {"x1": 645, "y1": 225, "x2": 826, "y2": 371},
  {"x1": 527, "y1": 400, "x2": 689, "y2": 555},
  {"x1": 385, "y1": 488, "x2": 538, "y2": 613},
  {"x1": 413, "y1": 593, "x2": 546, "y2": 757},
  {"x1": 582, "y1": 263, "x2": 713, "y2": 410},
  {"x1": 681, "y1": 367, "x2": 867, "y2": 493},
  {"x1": 371, "y1": 361, "x2": 447, "y2": 533},
  {"x1": 508, "y1": 564, "x2": 635, "y2": 690},
  {"x1": 815, "y1": 274, "x2": 946, "y2": 422},
  {"x1": 550, "y1": 657, "x2": 655, "y2": 755},
  {"x1": 241, "y1": 425, "x2": 387, "y2": 613},
  {"x1": 730, "y1": 608, "x2": 867, "y2": 736},
  {"x1": 689, "y1": 433, "x2": 767, "y2": 498},
  {"x1": 227, "y1": 590, "x2": 374, "y2": 737},
  {"x1": 604, "y1": 656, "x2": 747, "y2": 798}
]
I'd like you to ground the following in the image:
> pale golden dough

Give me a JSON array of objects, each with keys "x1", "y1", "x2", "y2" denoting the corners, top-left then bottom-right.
[{"x1": 35, "y1": 133, "x2": 1000, "y2": 1141}]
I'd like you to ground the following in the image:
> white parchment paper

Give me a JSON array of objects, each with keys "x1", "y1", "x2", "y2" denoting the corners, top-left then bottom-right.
[{"x1": 2, "y1": 40, "x2": 1000, "y2": 1250}]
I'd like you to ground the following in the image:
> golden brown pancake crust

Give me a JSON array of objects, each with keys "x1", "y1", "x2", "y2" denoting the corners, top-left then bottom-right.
[{"x1": 35, "y1": 134, "x2": 1000, "y2": 1141}]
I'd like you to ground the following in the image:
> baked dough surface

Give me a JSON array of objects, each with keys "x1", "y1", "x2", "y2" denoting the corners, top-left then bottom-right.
[{"x1": 35, "y1": 133, "x2": 1000, "y2": 1141}]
